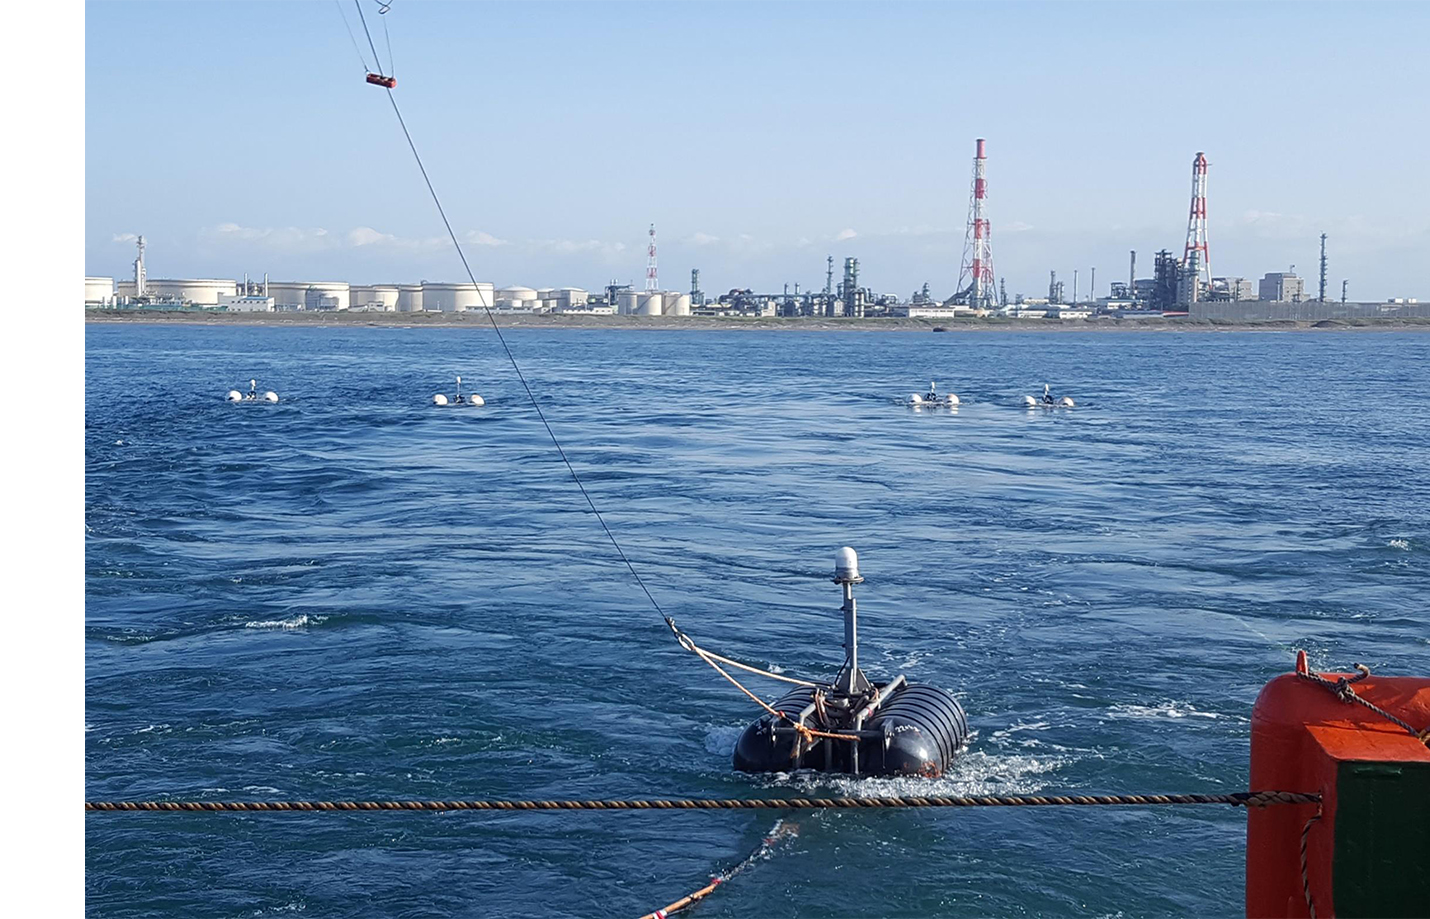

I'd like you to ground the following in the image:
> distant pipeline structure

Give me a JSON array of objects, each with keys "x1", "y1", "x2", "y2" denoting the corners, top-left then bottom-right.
[{"x1": 733, "y1": 548, "x2": 968, "y2": 777}]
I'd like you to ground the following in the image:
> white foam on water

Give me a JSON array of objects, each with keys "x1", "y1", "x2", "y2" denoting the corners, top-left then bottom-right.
[
  {"x1": 243, "y1": 614, "x2": 323, "y2": 630},
  {"x1": 704, "y1": 724, "x2": 744, "y2": 756},
  {"x1": 1106, "y1": 700, "x2": 1243, "y2": 722},
  {"x1": 1388, "y1": 538, "x2": 1410, "y2": 550},
  {"x1": 758, "y1": 748, "x2": 1073, "y2": 798},
  {"x1": 989, "y1": 720, "x2": 1051, "y2": 740}
]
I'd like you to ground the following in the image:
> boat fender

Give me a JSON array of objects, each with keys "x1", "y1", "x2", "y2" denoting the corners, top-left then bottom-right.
[
  {"x1": 264, "y1": 391, "x2": 280, "y2": 403},
  {"x1": 946, "y1": 394, "x2": 960, "y2": 406},
  {"x1": 225, "y1": 390, "x2": 243, "y2": 402},
  {"x1": 1059, "y1": 396, "x2": 1075, "y2": 407},
  {"x1": 910, "y1": 394, "x2": 924, "y2": 405},
  {"x1": 466, "y1": 394, "x2": 485, "y2": 406},
  {"x1": 433, "y1": 394, "x2": 449, "y2": 406},
  {"x1": 1023, "y1": 395, "x2": 1037, "y2": 407}
]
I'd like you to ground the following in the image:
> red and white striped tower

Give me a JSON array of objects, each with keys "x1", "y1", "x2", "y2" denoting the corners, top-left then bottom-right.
[
  {"x1": 953, "y1": 139, "x2": 996, "y2": 310},
  {"x1": 1182, "y1": 152, "x2": 1211, "y2": 293},
  {"x1": 645, "y1": 223, "x2": 659, "y2": 292}
]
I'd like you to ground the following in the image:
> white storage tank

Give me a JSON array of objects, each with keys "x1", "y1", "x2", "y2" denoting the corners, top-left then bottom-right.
[
  {"x1": 351, "y1": 285, "x2": 399, "y2": 311},
  {"x1": 85, "y1": 277, "x2": 114, "y2": 306},
  {"x1": 663, "y1": 293, "x2": 692, "y2": 316},
  {"x1": 617, "y1": 291, "x2": 641, "y2": 315},
  {"x1": 396, "y1": 284, "x2": 424, "y2": 312},
  {"x1": 497, "y1": 286, "x2": 538, "y2": 304},
  {"x1": 142, "y1": 278, "x2": 238, "y2": 305},
  {"x1": 635, "y1": 292, "x2": 664, "y2": 316},
  {"x1": 267, "y1": 281, "x2": 350, "y2": 311},
  {"x1": 422, "y1": 281, "x2": 494, "y2": 312}
]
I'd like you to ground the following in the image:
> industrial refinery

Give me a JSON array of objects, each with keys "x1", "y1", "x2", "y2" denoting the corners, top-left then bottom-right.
[{"x1": 86, "y1": 145, "x2": 1425, "y2": 323}]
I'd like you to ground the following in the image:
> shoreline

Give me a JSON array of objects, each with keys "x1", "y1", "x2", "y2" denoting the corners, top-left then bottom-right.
[{"x1": 84, "y1": 309, "x2": 1430, "y2": 333}]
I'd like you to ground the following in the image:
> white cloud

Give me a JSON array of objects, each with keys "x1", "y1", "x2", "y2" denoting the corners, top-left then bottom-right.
[
  {"x1": 464, "y1": 230, "x2": 508, "y2": 247},
  {"x1": 112, "y1": 232, "x2": 138, "y2": 243},
  {"x1": 537, "y1": 238, "x2": 627, "y2": 256},
  {"x1": 686, "y1": 232, "x2": 721, "y2": 246},
  {"x1": 206, "y1": 222, "x2": 333, "y2": 248},
  {"x1": 207, "y1": 222, "x2": 496, "y2": 252},
  {"x1": 347, "y1": 226, "x2": 396, "y2": 247},
  {"x1": 834, "y1": 228, "x2": 858, "y2": 242}
]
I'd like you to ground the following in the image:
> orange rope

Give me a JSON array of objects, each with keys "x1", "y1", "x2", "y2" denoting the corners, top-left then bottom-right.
[{"x1": 637, "y1": 820, "x2": 799, "y2": 919}]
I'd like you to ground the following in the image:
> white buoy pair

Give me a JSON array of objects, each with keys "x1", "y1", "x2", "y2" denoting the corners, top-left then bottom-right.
[
  {"x1": 225, "y1": 379, "x2": 279, "y2": 403},
  {"x1": 910, "y1": 381, "x2": 960, "y2": 407},
  {"x1": 433, "y1": 376, "x2": 485, "y2": 407},
  {"x1": 1025, "y1": 384, "x2": 1074, "y2": 408}
]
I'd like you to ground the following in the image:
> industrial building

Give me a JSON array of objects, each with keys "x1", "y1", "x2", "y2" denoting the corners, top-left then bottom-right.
[
  {"x1": 216, "y1": 291, "x2": 275, "y2": 312},
  {"x1": 1259, "y1": 272, "x2": 1305, "y2": 303}
]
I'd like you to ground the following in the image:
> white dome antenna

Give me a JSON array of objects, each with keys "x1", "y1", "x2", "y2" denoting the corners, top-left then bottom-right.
[{"x1": 833, "y1": 546, "x2": 869, "y2": 695}]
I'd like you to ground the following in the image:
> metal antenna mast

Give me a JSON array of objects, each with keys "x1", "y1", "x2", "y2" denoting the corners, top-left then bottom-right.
[
  {"x1": 953, "y1": 138, "x2": 996, "y2": 310},
  {"x1": 1319, "y1": 233, "x2": 1328, "y2": 303},
  {"x1": 1182, "y1": 152, "x2": 1212, "y2": 296},
  {"x1": 645, "y1": 224, "x2": 658, "y2": 292},
  {"x1": 133, "y1": 235, "x2": 147, "y2": 297}
]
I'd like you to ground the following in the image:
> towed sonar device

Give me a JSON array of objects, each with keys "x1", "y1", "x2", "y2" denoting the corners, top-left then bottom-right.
[
  {"x1": 433, "y1": 376, "x2": 485, "y2": 407},
  {"x1": 225, "y1": 379, "x2": 279, "y2": 403},
  {"x1": 733, "y1": 548, "x2": 968, "y2": 778}
]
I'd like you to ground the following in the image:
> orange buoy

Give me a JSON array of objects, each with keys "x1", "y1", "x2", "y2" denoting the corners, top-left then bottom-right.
[
  {"x1": 1247, "y1": 655, "x2": 1429, "y2": 918},
  {"x1": 365, "y1": 73, "x2": 396, "y2": 89}
]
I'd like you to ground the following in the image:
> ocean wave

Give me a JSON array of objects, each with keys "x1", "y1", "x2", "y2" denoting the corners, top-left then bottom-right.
[
  {"x1": 1388, "y1": 538, "x2": 1410, "y2": 551},
  {"x1": 1105, "y1": 701, "x2": 1241, "y2": 722},
  {"x1": 243, "y1": 614, "x2": 324, "y2": 630}
]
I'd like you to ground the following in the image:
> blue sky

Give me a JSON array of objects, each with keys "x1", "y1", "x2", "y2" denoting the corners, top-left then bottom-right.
[{"x1": 86, "y1": 1, "x2": 1428, "y2": 300}]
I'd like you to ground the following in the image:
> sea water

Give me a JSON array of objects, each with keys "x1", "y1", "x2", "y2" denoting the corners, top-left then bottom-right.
[{"x1": 85, "y1": 325, "x2": 1430, "y2": 917}]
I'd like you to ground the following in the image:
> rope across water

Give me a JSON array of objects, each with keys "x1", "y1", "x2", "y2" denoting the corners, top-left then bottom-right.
[{"x1": 85, "y1": 791, "x2": 1318, "y2": 812}]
